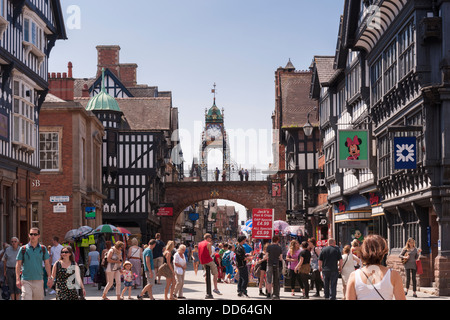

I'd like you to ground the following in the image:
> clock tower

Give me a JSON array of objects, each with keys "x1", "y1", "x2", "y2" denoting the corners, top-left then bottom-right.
[{"x1": 200, "y1": 85, "x2": 230, "y2": 181}]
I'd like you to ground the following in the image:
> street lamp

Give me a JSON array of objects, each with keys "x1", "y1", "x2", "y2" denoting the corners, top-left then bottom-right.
[{"x1": 303, "y1": 107, "x2": 317, "y2": 137}]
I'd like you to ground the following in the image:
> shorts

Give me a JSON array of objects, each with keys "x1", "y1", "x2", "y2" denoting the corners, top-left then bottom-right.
[
  {"x1": 124, "y1": 281, "x2": 133, "y2": 287},
  {"x1": 202, "y1": 261, "x2": 218, "y2": 276},
  {"x1": 145, "y1": 271, "x2": 154, "y2": 286},
  {"x1": 266, "y1": 265, "x2": 279, "y2": 284},
  {"x1": 154, "y1": 257, "x2": 164, "y2": 271}
]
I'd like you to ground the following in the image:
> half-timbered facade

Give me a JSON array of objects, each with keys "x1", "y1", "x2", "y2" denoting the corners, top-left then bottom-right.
[
  {"x1": 312, "y1": 0, "x2": 450, "y2": 295},
  {"x1": 0, "y1": 0, "x2": 65, "y2": 244},
  {"x1": 73, "y1": 45, "x2": 181, "y2": 242}
]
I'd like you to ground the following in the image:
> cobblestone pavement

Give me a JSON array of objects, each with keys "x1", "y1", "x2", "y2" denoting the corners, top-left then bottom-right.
[{"x1": 44, "y1": 263, "x2": 449, "y2": 301}]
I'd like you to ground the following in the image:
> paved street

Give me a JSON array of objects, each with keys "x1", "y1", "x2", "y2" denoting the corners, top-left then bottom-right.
[{"x1": 44, "y1": 263, "x2": 449, "y2": 301}]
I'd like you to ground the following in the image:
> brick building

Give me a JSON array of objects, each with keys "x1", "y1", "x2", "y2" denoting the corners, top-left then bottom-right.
[{"x1": 31, "y1": 84, "x2": 104, "y2": 245}]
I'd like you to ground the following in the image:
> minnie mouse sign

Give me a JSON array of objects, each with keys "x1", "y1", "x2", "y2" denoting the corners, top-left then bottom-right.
[{"x1": 337, "y1": 130, "x2": 369, "y2": 169}]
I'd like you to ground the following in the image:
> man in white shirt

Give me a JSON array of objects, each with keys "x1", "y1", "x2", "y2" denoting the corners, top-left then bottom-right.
[{"x1": 49, "y1": 236, "x2": 63, "y2": 294}]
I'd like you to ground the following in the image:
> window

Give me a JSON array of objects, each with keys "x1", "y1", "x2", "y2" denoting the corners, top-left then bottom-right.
[
  {"x1": 12, "y1": 79, "x2": 36, "y2": 149},
  {"x1": 325, "y1": 143, "x2": 335, "y2": 179},
  {"x1": 406, "y1": 111, "x2": 423, "y2": 164},
  {"x1": 378, "y1": 135, "x2": 391, "y2": 179},
  {"x1": 346, "y1": 63, "x2": 360, "y2": 100},
  {"x1": 398, "y1": 21, "x2": 415, "y2": 79},
  {"x1": 39, "y1": 132, "x2": 59, "y2": 171},
  {"x1": 370, "y1": 57, "x2": 383, "y2": 105},
  {"x1": 384, "y1": 40, "x2": 397, "y2": 93},
  {"x1": 390, "y1": 213, "x2": 402, "y2": 249},
  {"x1": 23, "y1": 18, "x2": 43, "y2": 50}
]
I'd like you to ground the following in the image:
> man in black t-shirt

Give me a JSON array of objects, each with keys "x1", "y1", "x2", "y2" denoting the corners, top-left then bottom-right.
[
  {"x1": 265, "y1": 235, "x2": 282, "y2": 299},
  {"x1": 318, "y1": 238, "x2": 343, "y2": 300}
]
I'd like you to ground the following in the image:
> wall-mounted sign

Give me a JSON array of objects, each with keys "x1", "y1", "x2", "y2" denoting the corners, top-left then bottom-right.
[
  {"x1": 50, "y1": 196, "x2": 70, "y2": 203},
  {"x1": 337, "y1": 130, "x2": 369, "y2": 169},
  {"x1": 394, "y1": 136, "x2": 416, "y2": 169},
  {"x1": 53, "y1": 203, "x2": 67, "y2": 213}
]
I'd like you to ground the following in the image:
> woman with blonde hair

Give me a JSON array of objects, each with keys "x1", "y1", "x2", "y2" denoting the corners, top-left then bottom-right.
[
  {"x1": 156, "y1": 240, "x2": 177, "y2": 299},
  {"x1": 340, "y1": 245, "x2": 361, "y2": 299},
  {"x1": 127, "y1": 237, "x2": 143, "y2": 289},
  {"x1": 346, "y1": 235, "x2": 405, "y2": 300},
  {"x1": 285, "y1": 240, "x2": 302, "y2": 296},
  {"x1": 101, "y1": 241, "x2": 124, "y2": 300},
  {"x1": 399, "y1": 238, "x2": 421, "y2": 297}
]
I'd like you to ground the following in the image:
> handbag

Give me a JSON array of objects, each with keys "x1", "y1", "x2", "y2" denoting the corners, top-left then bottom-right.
[{"x1": 416, "y1": 260, "x2": 423, "y2": 275}]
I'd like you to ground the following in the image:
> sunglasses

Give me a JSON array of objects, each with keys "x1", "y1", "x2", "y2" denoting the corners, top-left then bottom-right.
[
  {"x1": 29, "y1": 233, "x2": 39, "y2": 236},
  {"x1": 61, "y1": 251, "x2": 70, "y2": 254}
]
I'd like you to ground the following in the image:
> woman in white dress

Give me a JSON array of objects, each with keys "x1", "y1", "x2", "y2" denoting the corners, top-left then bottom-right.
[{"x1": 340, "y1": 245, "x2": 361, "y2": 300}]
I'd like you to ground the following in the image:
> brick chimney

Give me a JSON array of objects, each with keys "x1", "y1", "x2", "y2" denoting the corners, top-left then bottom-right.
[
  {"x1": 97, "y1": 45, "x2": 120, "y2": 78},
  {"x1": 48, "y1": 62, "x2": 75, "y2": 101},
  {"x1": 119, "y1": 63, "x2": 137, "y2": 87}
]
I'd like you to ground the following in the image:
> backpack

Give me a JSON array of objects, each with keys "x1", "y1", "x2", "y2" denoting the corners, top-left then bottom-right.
[
  {"x1": 222, "y1": 251, "x2": 231, "y2": 267},
  {"x1": 21, "y1": 245, "x2": 46, "y2": 266}
]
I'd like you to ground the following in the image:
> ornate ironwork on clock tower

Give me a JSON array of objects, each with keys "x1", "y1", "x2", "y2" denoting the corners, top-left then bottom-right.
[{"x1": 199, "y1": 84, "x2": 230, "y2": 181}]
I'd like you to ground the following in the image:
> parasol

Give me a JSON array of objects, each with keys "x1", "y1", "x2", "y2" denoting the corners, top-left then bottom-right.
[
  {"x1": 76, "y1": 226, "x2": 93, "y2": 237},
  {"x1": 242, "y1": 219, "x2": 252, "y2": 232},
  {"x1": 93, "y1": 224, "x2": 120, "y2": 234},
  {"x1": 116, "y1": 227, "x2": 132, "y2": 235},
  {"x1": 273, "y1": 220, "x2": 289, "y2": 232},
  {"x1": 64, "y1": 229, "x2": 78, "y2": 241}
]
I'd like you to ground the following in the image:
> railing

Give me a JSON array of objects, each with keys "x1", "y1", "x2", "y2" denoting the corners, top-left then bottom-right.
[{"x1": 185, "y1": 168, "x2": 269, "y2": 182}]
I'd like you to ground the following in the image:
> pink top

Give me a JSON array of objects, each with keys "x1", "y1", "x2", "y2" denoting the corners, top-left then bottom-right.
[{"x1": 286, "y1": 249, "x2": 301, "y2": 270}]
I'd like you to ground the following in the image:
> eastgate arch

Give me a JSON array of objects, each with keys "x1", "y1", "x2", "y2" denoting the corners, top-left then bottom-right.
[{"x1": 160, "y1": 181, "x2": 286, "y2": 241}]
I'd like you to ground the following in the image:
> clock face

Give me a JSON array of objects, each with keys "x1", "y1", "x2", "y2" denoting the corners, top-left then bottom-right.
[{"x1": 206, "y1": 123, "x2": 223, "y2": 143}]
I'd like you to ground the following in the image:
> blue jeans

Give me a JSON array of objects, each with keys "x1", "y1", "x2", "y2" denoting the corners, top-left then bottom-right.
[
  {"x1": 89, "y1": 265, "x2": 99, "y2": 282},
  {"x1": 237, "y1": 266, "x2": 248, "y2": 294},
  {"x1": 322, "y1": 271, "x2": 338, "y2": 300}
]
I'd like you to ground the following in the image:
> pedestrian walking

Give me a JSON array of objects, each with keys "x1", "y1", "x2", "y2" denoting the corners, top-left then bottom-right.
[
  {"x1": 295, "y1": 241, "x2": 311, "y2": 299},
  {"x1": 351, "y1": 239, "x2": 362, "y2": 268},
  {"x1": 265, "y1": 235, "x2": 283, "y2": 299},
  {"x1": 198, "y1": 233, "x2": 222, "y2": 297},
  {"x1": 340, "y1": 245, "x2": 361, "y2": 299},
  {"x1": 346, "y1": 235, "x2": 406, "y2": 300},
  {"x1": 127, "y1": 238, "x2": 143, "y2": 289},
  {"x1": 101, "y1": 241, "x2": 124, "y2": 300},
  {"x1": 15, "y1": 227, "x2": 53, "y2": 300},
  {"x1": 120, "y1": 261, "x2": 134, "y2": 299},
  {"x1": 138, "y1": 239, "x2": 156, "y2": 300},
  {"x1": 400, "y1": 238, "x2": 422, "y2": 298},
  {"x1": 318, "y1": 238, "x2": 342, "y2": 300},
  {"x1": 48, "y1": 236, "x2": 63, "y2": 295},
  {"x1": 191, "y1": 245, "x2": 200, "y2": 275},
  {"x1": 244, "y1": 169, "x2": 249, "y2": 181},
  {"x1": 235, "y1": 235, "x2": 251, "y2": 297},
  {"x1": 239, "y1": 169, "x2": 243, "y2": 181},
  {"x1": 2, "y1": 237, "x2": 20, "y2": 300},
  {"x1": 222, "y1": 169, "x2": 227, "y2": 181},
  {"x1": 173, "y1": 244, "x2": 187, "y2": 299},
  {"x1": 308, "y1": 238, "x2": 323, "y2": 297},
  {"x1": 153, "y1": 233, "x2": 165, "y2": 285},
  {"x1": 222, "y1": 244, "x2": 234, "y2": 284},
  {"x1": 286, "y1": 240, "x2": 302, "y2": 296},
  {"x1": 51, "y1": 246, "x2": 85, "y2": 300},
  {"x1": 156, "y1": 240, "x2": 177, "y2": 300},
  {"x1": 87, "y1": 244, "x2": 100, "y2": 287},
  {"x1": 256, "y1": 243, "x2": 268, "y2": 296}
]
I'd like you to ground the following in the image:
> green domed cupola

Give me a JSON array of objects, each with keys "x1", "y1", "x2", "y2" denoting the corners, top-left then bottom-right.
[{"x1": 86, "y1": 68, "x2": 121, "y2": 112}]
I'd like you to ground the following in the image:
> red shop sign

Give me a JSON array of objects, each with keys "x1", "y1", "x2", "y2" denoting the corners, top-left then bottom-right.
[{"x1": 252, "y1": 208, "x2": 274, "y2": 239}]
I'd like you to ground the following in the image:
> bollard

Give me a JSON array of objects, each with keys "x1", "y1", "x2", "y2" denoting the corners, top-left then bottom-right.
[{"x1": 205, "y1": 265, "x2": 213, "y2": 299}]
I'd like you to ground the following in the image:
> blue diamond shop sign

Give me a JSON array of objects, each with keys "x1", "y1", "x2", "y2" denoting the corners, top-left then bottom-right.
[{"x1": 394, "y1": 137, "x2": 416, "y2": 169}]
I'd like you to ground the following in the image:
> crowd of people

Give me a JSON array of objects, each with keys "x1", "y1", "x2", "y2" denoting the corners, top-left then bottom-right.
[{"x1": 0, "y1": 226, "x2": 424, "y2": 300}]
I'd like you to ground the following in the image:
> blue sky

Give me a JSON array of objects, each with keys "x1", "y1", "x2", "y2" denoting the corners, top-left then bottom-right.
[{"x1": 50, "y1": 0, "x2": 345, "y2": 172}]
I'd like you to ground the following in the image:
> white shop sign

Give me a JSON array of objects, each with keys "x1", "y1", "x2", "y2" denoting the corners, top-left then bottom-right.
[
  {"x1": 50, "y1": 196, "x2": 70, "y2": 203},
  {"x1": 53, "y1": 203, "x2": 67, "y2": 213}
]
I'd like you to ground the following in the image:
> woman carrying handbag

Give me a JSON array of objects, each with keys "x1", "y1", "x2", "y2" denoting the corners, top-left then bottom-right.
[{"x1": 399, "y1": 238, "x2": 422, "y2": 298}]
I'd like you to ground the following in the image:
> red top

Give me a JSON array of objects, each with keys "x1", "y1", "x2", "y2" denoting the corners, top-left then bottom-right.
[{"x1": 198, "y1": 240, "x2": 213, "y2": 264}]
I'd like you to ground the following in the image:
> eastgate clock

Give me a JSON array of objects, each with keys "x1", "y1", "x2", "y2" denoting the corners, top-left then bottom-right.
[{"x1": 206, "y1": 123, "x2": 223, "y2": 142}]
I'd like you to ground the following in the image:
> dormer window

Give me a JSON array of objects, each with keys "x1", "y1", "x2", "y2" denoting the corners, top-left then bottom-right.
[{"x1": 22, "y1": 9, "x2": 46, "y2": 66}]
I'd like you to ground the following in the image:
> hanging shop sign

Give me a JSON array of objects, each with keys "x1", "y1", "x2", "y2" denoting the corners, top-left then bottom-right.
[
  {"x1": 394, "y1": 136, "x2": 416, "y2": 169},
  {"x1": 85, "y1": 207, "x2": 96, "y2": 220},
  {"x1": 157, "y1": 204, "x2": 174, "y2": 216},
  {"x1": 337, "y1": 130, "x2": 369, "y2": 169}
]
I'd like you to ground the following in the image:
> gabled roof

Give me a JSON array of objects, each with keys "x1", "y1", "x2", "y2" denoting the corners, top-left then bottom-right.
[{"x1": 89, "y1": 68, "x2": 133, "y2": 97}]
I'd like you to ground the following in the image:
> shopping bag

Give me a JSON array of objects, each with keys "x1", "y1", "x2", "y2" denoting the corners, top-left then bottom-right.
[{"x1": 416, "y1": 260, "x2": 423, "y2": 275}]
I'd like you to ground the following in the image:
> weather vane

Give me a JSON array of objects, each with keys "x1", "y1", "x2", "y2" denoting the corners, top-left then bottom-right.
[{"x1": 211, "y1": 82, "x2": 217, "y2": 101}]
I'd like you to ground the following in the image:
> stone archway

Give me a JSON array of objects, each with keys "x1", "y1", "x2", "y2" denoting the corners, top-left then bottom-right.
[{"x1": 160, "y1": 181, "x2": 286, "y2": 241}]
